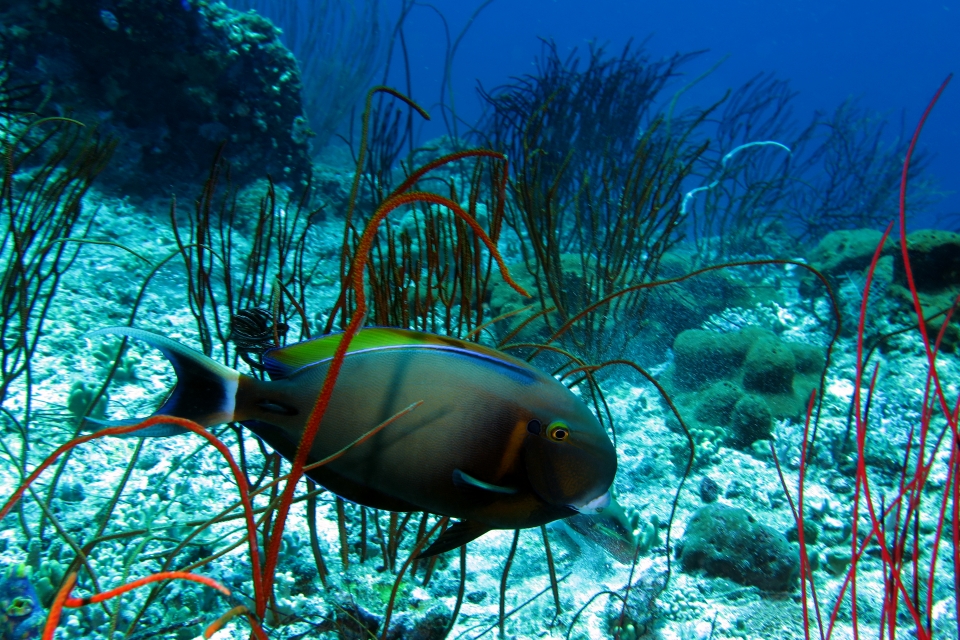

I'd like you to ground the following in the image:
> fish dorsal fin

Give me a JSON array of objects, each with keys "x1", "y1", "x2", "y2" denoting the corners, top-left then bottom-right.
[{"x1": 263, "y1": 327, "x2": 532, "y2": 380}]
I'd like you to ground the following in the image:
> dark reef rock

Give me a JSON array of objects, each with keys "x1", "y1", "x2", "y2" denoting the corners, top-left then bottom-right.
[
  {"x1": 890, "y1": 229, "x2": 960, "y2": 352},
  {"x1": 661, "y1": 326, "x2": 824, "y2": 449},
  {"x1": 893, "y1": 229, "x2": 960, "y2": 293},
  {"x1": 698, "y1": 476, "x2": 720, "y2": 503},
  {"x1": 677, "y1": 503, "x2": 798, "y2": 591},
  {"x1": 385, "y1": 606, "x2": 451, "y2": 640},
  {"x1": 1, "y1": 0, "x2": 311, "y2": 195}
]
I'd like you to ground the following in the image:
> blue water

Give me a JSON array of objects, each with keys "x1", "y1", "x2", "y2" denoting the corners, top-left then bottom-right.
[{"x1": 389, "y1": 0, "x2": 960, "y2": 226}]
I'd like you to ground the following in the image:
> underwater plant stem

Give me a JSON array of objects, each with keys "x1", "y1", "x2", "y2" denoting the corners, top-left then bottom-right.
[
  {"x1": 770, "y1": 390, "x2": 825, "y2": 640},
  {"x1": 499, "y1": 529, "x2": 521, "y2": 639},
  {"x1": 380, "y1": 515, "x2": 449, "y2": 639},
  {"x1": 469, "y1": 572, "x2": 572, "y2": 639},
  {"x1": 327, "y1": 149, "x2": 512, "y2": 335},
  {"x1": 952, "y1": 442, "x2": 960, "y2": 631},
  {"x1": 443, "y1": 545, "x2": 467, "y2": 638},
  {"x1": 63, "y1": 571, "x2": 229, "y2": 607},
  {"x1": 42, "y1": 570, "x2": 76, "y2": 640},
  {"x1": 360, "y1": 507, "x2": 369, "y2": 564},
  {"x1": 204, "y1": 606, "x2": 249, "y2": 638},
  {"x1": 337, "y1": 86, "x2": 431, "y2": 306},
  {"x1": 851, "y1": 79, "x2": 955, "y2": 634},
  {"x1": 540, "y1": 525, "x2": 561, "y2": 616},
  {"x1": 306, "y1": 487, "x2": 329, "y2": 587},
  {"x1": 0, "y1": 415, "x2": 266, "y2": 618},
  {"x1": 802, "y1": 75, "x2": 957, "y2": 640},
  {"x1": 897, "y1": 75, "x2": 953, "y2": 394},
  {"x1": 389, "y1": 149, "x2": 504, "y2": 198},
  {"x1": 336, "y1": 497, "x2": 350, "y2": 570}
]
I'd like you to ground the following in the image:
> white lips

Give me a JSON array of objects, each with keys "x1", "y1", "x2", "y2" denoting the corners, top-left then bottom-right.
[{"x1": 570, "y1": 489, "x2": 612, "y2": 514}]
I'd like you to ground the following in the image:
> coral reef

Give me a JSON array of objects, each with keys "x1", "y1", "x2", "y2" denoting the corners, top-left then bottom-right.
[
  {"x1": 890, "y1": 229, "x2": 960, "y2": 351},
  {"x1": 225, "y1": 0, "x2": 385, "y2": 152},
  {"x1": 0, "y1": 6, "x2": 956, "y2": 636},
  {"x1": 1, "y1": 0, "x2": 311, "y2": 194}
]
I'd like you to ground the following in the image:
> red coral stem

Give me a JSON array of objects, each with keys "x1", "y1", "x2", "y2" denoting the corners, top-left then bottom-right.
[{"x1": 63, "y1": 571, "x2": 229, "y2": 607}]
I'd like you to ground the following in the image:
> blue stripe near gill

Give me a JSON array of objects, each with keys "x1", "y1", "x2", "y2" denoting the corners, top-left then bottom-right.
[{"x1": 262, "y1": 328, "x2": 537, "y2": 384}]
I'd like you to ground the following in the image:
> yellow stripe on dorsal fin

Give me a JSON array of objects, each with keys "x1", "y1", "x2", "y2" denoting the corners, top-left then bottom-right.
[{"x1": 262, "y1": 327, "x2": 526, "y2": 379}]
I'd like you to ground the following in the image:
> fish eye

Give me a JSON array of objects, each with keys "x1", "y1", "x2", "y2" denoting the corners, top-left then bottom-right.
[
  {"x1": 548, "y1": 422, "x2": 569, "y2": 441},
  {"x1": 526, "y1": 419, "x2": 542, "y2": 435}
]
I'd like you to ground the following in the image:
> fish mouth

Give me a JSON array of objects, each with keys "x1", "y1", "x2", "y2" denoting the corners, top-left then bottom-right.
[{"x1": 567, "y1": 489, "x2": 612, "y2": 514}]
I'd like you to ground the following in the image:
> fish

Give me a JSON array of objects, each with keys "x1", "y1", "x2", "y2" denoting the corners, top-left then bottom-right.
[
  {"x1": 562, "y1": 498, "x2": 641, "y2": 564},
  {"x1": 0, "y1": 564, "x2": 43, "y2": 640},
  {"x1": 87, "y1": 326, "x2": 620, "y2": 557}
]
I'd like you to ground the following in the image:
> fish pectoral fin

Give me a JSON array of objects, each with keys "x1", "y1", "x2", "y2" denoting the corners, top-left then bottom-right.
[
  {"x1": 417, "y1": 520, "x2": 491, "y2": 558},
  {"x1": 452, "y1": 469, "x2": 517, "y2": 494}
]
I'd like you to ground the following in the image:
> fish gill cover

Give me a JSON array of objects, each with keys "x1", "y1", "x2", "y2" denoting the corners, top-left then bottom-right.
[{"x1": 0, "y1": 1, "x2": 957, "y2": 639}]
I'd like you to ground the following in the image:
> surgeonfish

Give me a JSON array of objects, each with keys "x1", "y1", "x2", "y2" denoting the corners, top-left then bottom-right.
[{"x1": 88, "y1": 326, "x2": 620, "y2": 556}]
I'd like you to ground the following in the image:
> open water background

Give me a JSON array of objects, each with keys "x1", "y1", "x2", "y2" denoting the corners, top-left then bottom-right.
[{"x1": 385, "y1": 0, "x2": 959, "y2": 227}]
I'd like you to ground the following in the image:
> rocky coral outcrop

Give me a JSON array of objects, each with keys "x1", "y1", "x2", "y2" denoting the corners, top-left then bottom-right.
[
  {"x1": 1, "y1": 0, "x2": 311, "y2": 195},
  {"x1": 677, "y1": 503, "x2": 798, "y2": 591},
  {"x1": 800, "y1": 228, "x2": 960, "y2": 351}
]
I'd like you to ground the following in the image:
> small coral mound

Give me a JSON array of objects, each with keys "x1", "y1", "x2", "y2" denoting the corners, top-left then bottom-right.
[{"x1": 676, "y1": 503, "x2": 798, "y2": 591}]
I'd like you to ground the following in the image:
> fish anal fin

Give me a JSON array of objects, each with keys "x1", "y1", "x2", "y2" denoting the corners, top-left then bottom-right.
[
  {"x1": 417, "y1": 520, "x2": 491, "y2": 558},
  {"x1": 452, "y1": 468, "x2": 517, "y2": 494}
]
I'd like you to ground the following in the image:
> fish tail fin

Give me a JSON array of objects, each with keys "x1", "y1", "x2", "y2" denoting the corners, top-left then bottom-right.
[{"x1": 85, "y1": 327, "x2": 241, "y2": 436}]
